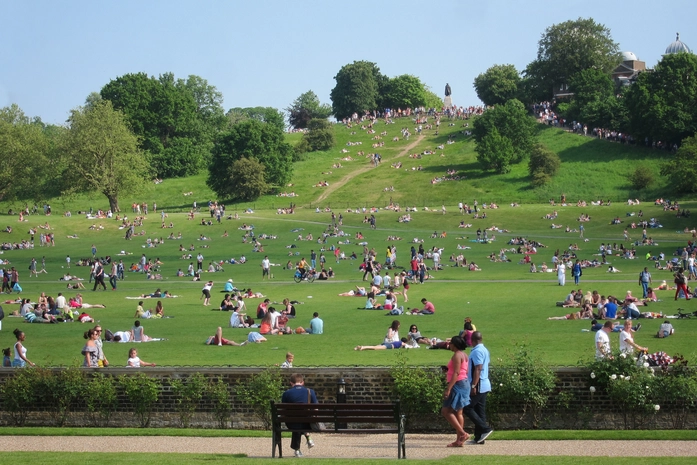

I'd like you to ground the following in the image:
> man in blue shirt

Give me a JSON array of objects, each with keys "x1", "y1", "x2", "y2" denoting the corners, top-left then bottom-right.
[
  {"x1": 604, "y1": 297, "x2": 618, "y2": 319},
  {"x1": 308, "y1": 312, "x2": 323, "y2": 334},
  {"x1": 464, "y1": 331, "x2": 494, "y2": 444},
  {"x1": 281, "y1": 374, "x2": 317, "y2": 457}
]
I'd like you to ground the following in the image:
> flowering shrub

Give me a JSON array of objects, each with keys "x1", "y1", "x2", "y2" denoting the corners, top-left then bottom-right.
[
  {"x1": 651, "y1": 355, "x2": 697, "y2": 428},
  {"x1": 489, "y1": 344, "x2": 556, "y2": 428}
]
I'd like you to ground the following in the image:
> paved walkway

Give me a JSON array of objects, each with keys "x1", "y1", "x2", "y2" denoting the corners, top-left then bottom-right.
[{"x1": 0, "y1": 434, "x2": 696, "y2": 458}]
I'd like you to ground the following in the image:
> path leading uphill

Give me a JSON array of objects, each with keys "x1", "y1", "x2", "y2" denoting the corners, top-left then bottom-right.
[{"x1": 316, "y1": 135, "x2": 425, "y2": 203}]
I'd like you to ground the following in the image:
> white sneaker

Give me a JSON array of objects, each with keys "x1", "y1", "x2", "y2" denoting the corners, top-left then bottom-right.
[
  {"x1": 307, "y1": 438, "x2": 315, "y2": 448},
  {"x1": 294, "y1": 449, "x2": 303, "y2": 457}
]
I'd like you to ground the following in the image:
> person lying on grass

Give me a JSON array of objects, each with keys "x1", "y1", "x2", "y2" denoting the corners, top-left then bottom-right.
[
  {"x1": 206, "y1": 327, "x2": 246, "y2": 346},
  {"x1": 355, "y1": 337, "x2": 413, "y2": 350}
]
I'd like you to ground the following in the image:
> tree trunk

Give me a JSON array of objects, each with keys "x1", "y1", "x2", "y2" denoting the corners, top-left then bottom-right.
[{"x1": 107, "y1": 195, "x2": 120, "y2": 213}]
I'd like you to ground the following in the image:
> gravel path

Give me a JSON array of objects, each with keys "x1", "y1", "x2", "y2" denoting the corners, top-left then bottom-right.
[{"x1": 0, "y1": 434, "x2": 696, "y2": 458}]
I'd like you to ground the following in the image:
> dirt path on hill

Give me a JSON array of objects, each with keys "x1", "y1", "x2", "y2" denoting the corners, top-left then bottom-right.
[{"x1": 315, "y1": 135, "x2": 425, "y2": 204}]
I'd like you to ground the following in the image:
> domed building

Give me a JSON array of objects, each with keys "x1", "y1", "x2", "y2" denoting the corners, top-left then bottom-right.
[
  {"x1": 664, "y1": 33, "x2": 692, "y2": 55},
  {"x1": 612, "y1": 51, "x2": 646, "y2": 87}
]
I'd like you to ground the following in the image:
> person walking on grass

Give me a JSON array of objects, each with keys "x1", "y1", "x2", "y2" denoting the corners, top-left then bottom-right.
[
  {"x1": 281, "y1": 373, "x2": 316, "y2": 457},
  {"x1": 639, "y1": 267, "x2": 652, "y2": 299},
  {"x1": 463, "y1": 331, "x2": 493, "y2": 444},
  {"x1": 674, "y1": 267, "x2": 690, "y2": 301},
  {"x1": 92, "y1": 262, "x2": 107, "y2": 291}
]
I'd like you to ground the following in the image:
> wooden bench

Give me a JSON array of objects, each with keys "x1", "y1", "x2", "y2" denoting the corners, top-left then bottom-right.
[{"x1": 270, "y1": 401, "x2": 406, "y2": 459}]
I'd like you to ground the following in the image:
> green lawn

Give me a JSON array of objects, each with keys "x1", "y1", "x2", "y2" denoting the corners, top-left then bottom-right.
[{"x1": 1, "y1": 199, "x2": 695, "y2": 368}]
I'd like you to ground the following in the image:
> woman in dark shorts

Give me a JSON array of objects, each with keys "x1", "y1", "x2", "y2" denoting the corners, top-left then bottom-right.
[{"x1": 201, "y1": 281, "x2": 213, "y2": 306}]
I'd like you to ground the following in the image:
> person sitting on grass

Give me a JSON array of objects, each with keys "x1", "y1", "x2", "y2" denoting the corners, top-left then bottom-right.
[
  {"x1": 127, "y1": 348, "x2": 156, "y2": 367},
  {"x1": 410, "y1": 298, "x2": 435, "y2": 314},
  {"x1": 205, "y1": 327, "x2": 246, "y2": 346},
  {"x1": 132, "y1": 320, "x2": 153, "y2": 342},
  {"x1": 657, "y1": 321, "x2": 674, "y2": 338},
  {"x1": 259, "y1": 311, "x2": 280, "y2": 335}
]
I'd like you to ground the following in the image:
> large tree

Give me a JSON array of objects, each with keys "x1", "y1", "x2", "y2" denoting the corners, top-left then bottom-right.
[
  {"x1": 208, "y1": 119, "x2": 293, "y2": 199},
  {"x1": 473, "y1": 99, "x2": 536, "y2": 173},
  {"x1": 0, "y1": 105, "x2": 54, "y2": 201},
  {"x1": 330, "y1": 61, "x2": 385, "y2": 120},
  {"x1": 60, "y1": 100, "x2": 151, "y2": 212},
  {"x1": 302, "y1": 118, "x2": 335, "y2": 152},
  {"x1": 100, "y1": 72, "x2": 222, "y2": 178},
  {"x1": 285, "y1": 91, "x2": 332, "y2": 129},
  {"x1": 625, "y1": 52, "x2": 697, "y2": 145},
  {"x1": 564, "y1": 68, "x2": 627, "y2": 129},
  {"x1": 473, "y1": 64, "x2": 521, "y2": 106},
  {"x1": 381, "y1": 74, "x2": 428, "y2": 109},
  {"x1": 523, "y1": 17, "x2": 621, "y2": 101},
  {"x1": 225, "y1": 107, "x2": 285, "y2": 132},
  {"x1": 661, "y1": 135, "x2": 697, "y2": 194}
]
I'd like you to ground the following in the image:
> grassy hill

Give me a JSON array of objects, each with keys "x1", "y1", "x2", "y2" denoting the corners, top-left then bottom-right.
[
  {"x1": 0, "y1": 115, "x2": 691, "y2": 369},
  {"x1": 2, "y1": 115, "x2": 672, "y2": 216}
]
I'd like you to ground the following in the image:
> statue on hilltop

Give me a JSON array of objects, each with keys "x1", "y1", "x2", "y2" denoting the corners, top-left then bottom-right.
[{"x1": 445, "y1": 83, "x2": 452, "y2": 97}]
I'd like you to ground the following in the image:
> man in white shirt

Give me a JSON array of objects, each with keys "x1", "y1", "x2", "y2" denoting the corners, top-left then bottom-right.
[
  {"x1": 55, "y1": 292, "x2": 66, "y2": 311},
  {"x1": 261, "y1": 256, "x2": 270, "y2": 280},
  {"x1": 432, "y1": 250, "x2": 440, "y2": 271},
  {"x1": 595, "y1": 321, "x2": 613, "y2": 359}
]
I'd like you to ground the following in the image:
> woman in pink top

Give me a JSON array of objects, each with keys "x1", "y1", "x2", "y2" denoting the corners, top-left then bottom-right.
[{"x1": 441, "y1": 336, "x2": 470, "y2": 447}]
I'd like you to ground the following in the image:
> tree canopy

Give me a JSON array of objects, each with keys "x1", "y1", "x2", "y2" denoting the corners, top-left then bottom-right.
[
  {"x1": 473, "y1": 99, "x2": 536, "y2": 173},
  {"x1": 381, "y1": 74, "x2": 428, "y2": 109},
  {"x1": 286, "y1": 91, "x2": 332, "y2": 130},
  {"x1": 564, "y1": 68, "x2": 626, "y2": 130},
  {"x1": 226, "y1": 107, "x2": 285, "y2": 133},
  {"x1": 302, "y1": 118, "x2": 335, "y2": 152},
  {"x1": 473, "y1": 64, "x2": 521, "y2": 106},
  {"x1": 60, "y1": 100, "x2": 151, "y2": 212},
  {"x1": 0, "y1": 105, "x2": 57, "y2": 201},
  {"x1": 330, "y1": 61, "x2": 384, "y2": 120},
  {"x1": 523, "y1": 17, "x2": 621, "y2": 101},
  {"x1": 100, "y1": 72, "x2": 224, "y2": 178},
  {"x1": 625, "y1": 52, "x2": 697, "y2": 145},
  {"x1": 208, "y1": 119, "x2": 293, "y2": 200},
  {"x1": 661, "y1": 135, "x2": 697, "y2": 193}
]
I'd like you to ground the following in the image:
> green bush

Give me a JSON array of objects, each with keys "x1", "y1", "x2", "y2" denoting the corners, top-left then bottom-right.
[
  {"x1": 529, "y1": 143, "x2": 561, "y2": 187},
  {"x1": 629, "y1": 165, "x2": 654, "y2": 190},
  {"x1": 84, "y1": 373, "x2": 118, "y2": 427},
  {"x1": 390, "y1": 352, "x2": 444, "y2": 429},
  {"x1": 650, "y1": 356, "x2": 697, "y2": 429},
  {"x1": 170, "y1": 372, "x2": 207, "y2": 428},
  {"x1": 49, "y1": 367, "x2": 87, "y2": 426},
  {"x1": 0, "y1": 368, "x2": 42, "y2": 426},
  {"x1": 207, "y1": 377, "x2": 233, "y2": 429},
  {"x1": 489, "y1": 344, "x2": 556, "y2": 428},
  {"x1": 120, "y1": 373, "x2": 161, "y2": 428},
  {"x1": 531, "y1": 170, "x2": 552, "y2": 187},
  {"x1": 236, "y1": 367, "x2": 284, "y2": 430}
]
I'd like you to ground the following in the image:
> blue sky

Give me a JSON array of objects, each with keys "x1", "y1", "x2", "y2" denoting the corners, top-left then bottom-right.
[{"x1": 1, "y1": 0, "x2": 694, "y2": 125}]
